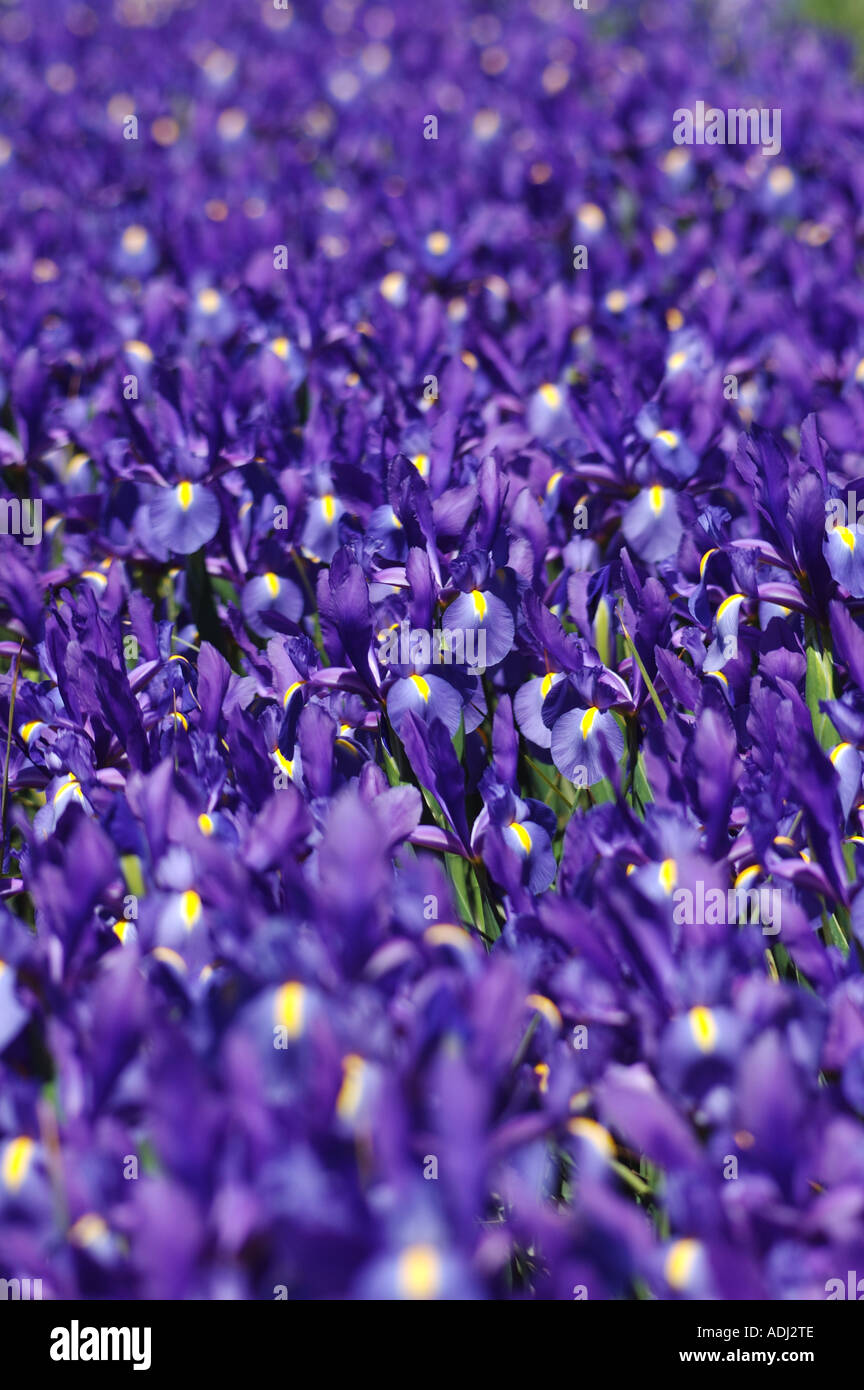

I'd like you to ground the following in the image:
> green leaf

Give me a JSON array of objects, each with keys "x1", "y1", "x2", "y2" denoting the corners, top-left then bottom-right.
[
  {"x1": 452, "y1": 712, "x2": 465, "y2": 763},
  {"x1": 617, "y1": 604, "x2": 667, "y2": 722},
  {"x1": 632, "y1": 752, "x2": 654, "y2": 808},
  {"x1": 594, "y1": 594, "x2": 612, "y2": 669},
  {"x1": 121, "y1": 854, "x2": 146, "y2": 899},
  {"x1": 805, "y1": 648, "x2": 839, "y2": 750},
  {"x1": 446, "y1": 853, "x2": 474, "y2": 929}
]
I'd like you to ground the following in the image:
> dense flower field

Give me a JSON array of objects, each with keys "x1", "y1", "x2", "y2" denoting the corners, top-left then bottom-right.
[{"x1": 2, "y1": 0, "x2": 864, "y2": 1301}]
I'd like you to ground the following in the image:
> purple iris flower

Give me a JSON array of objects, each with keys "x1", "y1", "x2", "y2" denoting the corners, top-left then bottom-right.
[{"x1": 1, "y1": 0, "x2": 864, "y2": 1307}]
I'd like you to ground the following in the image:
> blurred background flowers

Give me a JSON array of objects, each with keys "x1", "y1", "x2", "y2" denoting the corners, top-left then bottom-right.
[{"x1": 1, "y1": 0, "x2": 864, "y2": 1301}]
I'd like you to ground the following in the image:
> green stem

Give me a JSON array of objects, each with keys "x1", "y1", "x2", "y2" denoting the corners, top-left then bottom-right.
[{"x1": 617, "y1": 603, "x2": 667, "y2": 722}]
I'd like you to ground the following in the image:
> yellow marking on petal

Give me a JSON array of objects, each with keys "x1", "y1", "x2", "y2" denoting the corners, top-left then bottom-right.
[
  {"x1": 152, "y1": 115, "x2": 180, "y2": 145},
  {"x1": 773, "y1": 835, "x2": 796, "y2": 847},
  {"x1": 180, "y1": 890, "x2": 202, "y2": 928},
  {"x1": 709, "y1": 670, "x2": 729, "y2": 686},
  {"x1": 196, "y1": 287, "x2": 222, "y2": 314},
  {"x1": 473, "y1": 108, "x2": 501, "y2": 140},
  {"x1": 274, "y1": 981, "x2": 305, "y2": 1038},
  {"x1": 460, "y1": 349, "x2": 478, "y2": 370},
  {"x1": 270, "y1": 337, "x2": 290, "y2": 360},
  {"x1": 688, "y1": 1006, "x2": 717, "y2": 1053},
  {"x1": 665, "y1": 1238, "x2": 701, "y2": 1290},
  {"x1": 151, "y1": 947, "x2": 187, "y2": 972},
  {"x1": 666, "y1": 307, "x2": 684, "y2": 331},
  {"x1": 649, "y1": 485, "x2": 664, "y2": 514},
  {"x1": 176, "y1": 481, "x2": 194, "y2": 511},
  {"x1": 19, "y1": 721, "x2": 41, "y2": 743},
  {"x1": 283, "y1": 680, "x2": 305, "y2": 707},
  {"x1": 121, "y1": 224, "x2": 148, "y2": 255},
  {"x1": 321, "y1": 494, "x2": 335, "y2": 523},
  {"x1": 509, "y1": 821, "x2": 532, "y2": 853},
  {"x1": 545, "y1": 470, "x2": 563, "y2": 494},
  {"x1": 836, "y1": 525, "x2": 856, "y2": 552},
  {"x1": 659, "y1": 858, "x2": 677, "y2": 893},
  {"x1": 426, "y1": 230, "x2": 450, "y2": 256},
  {"x1": 768, "y1": 165, "x2": 794, "y2": 196},
  {"x1": 605, "y1": 289, "x2": 628, "y2": 314},
  {"x1": 667, "y1": 349, "x2": 687, "y2": 372},
  {"x1": 68, "y1": 1213, "x2": 108, "y2": 1248},
  {"x1": 699, "y1": 548, "x2": 717, "y2": 578},
  {"x1": 652, "y1": 225, "x2": 677, "y2": 254},
  {"x1": 217, "y1": 107, "x2": 247, "y2": 140},
  {"x1": 717, "y1": 593, "x2": 745, "y2": 620},
  {"x1": 484, "y1": 274, "x2": 509, "y2": 299},
  {"x1": 170, "y1": 710, "x2": 188, "y2": 731},
  {"x1": 625, "y1": 862, "x2": 636, "y2": 875},
  {"x1": 113, "y1": 920, "x2": 129, "y2": 943},
  {"x1": 336, "y1": 1054, "x2": 366, "y2": 1120},
  {"x1": 273, "y1": 748, "x2": 294, "y2": 776},
  {"x1": 197, "y1": 812, "x2": 214, "y2": 836},
  {"x1": 525, "y1": 993, "x2": 562, "y2": 1030},
  {"x1": 470, "y1": 590, "x2": 487, "y2": 620},
  {"x1": 540, "y1": 672, "x2": 556, "y2": 698},
  {"x1": 2, "y1": 1137, "x2": 34, "y2": 1191},
  {"x1": 855, "y1": 357, "x2": 864, "y2": 384},
  {"x1": 54, "y1": 773, "x2": 81, "y2": 804},
  {"x1": 580, "y1": 707, "x2": 599, "y2": 739},
  {"x1": 410, "y1": 674, "x2": 431, "y2": 702},
  {"x1": 539, "y1": 382, "x2": 561, "y2": 409},
  {"x1": 424, "y1": 924, "x2": 472, "y2": 951},
  {"x1": 379, "y1": 270, "x2": 406, "y2": 303},
  {"x1": 396, "y1": 1244, "x2": 441, "y2": 1300},
  {"x1": 534, "y1": 1062, "x2": 550, "y2": 1093},
  {"x1": 264, "y1": 572, "x2": 280, "y2": 598},
  {"x1": 655, "y1": 429, "x2": 679, "y2": 448},
  {"x1": 82, "y1": 570, "x2": 108, "y2": 589},
  {"x1": 410, "y1": 453, "x2": 430, "y2": 477},
  {"x1": 734, "y1": 865, "x2": 761, "y2": 888},
  {"x1": 830, "y1": 743, "x2": 851, "y2": 765},
  {"x1": 33, "y1": 259, "x2": 59, "y2": 283},
  {"x1": 567, "y1": 1117, "x2": 616, "y2": 1157},
  {"x1": 662, "y1": 148, "x2": 690, "y2": 174},
  {"x1": 577, "y1": 202, "x2": 605, "y2": 232}
]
